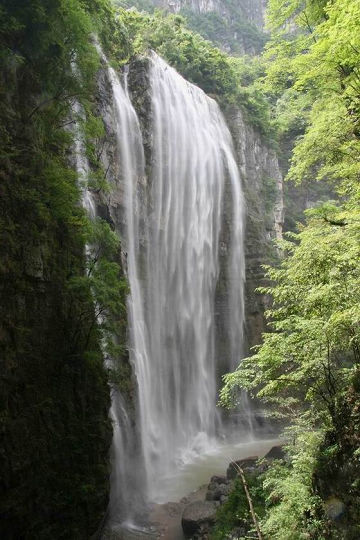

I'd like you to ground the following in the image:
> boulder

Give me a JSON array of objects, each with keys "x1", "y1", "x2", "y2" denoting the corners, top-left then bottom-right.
[
  {"x1": 209, "y1": 475, "x2": 227, "y2": 484},
  {"x1": 181, "y1": 501, "x2": 217, "y2": 537},
  {"x1": 215, "y1": 483, "x2": 231, "y2": 497},
  {"x1": 206, "y1": 475, "x2": 232, "y2": 502},
  {"x1": 264, "y1": 445, "x2": 285, "y2": 461},
  {"x1": 226, "y1": 456, "x2": 258, "y2": 480},
  {"x1": 324, "y1": 497, "x2": 346, "y2": 520},
  {"x1": 205, "y1": 490, "x2": 215, "y2": 501},
  {"x1": 206, "y1": 482, "x2": 232, "y2": 501}
]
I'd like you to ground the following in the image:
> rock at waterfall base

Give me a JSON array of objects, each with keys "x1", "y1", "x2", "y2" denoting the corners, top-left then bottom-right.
[
  {"x1": 226, "y1": 456, "x2": 259, "y2": 480},
  {"x1": 205, "y1": 475, "x2": 231, "y2": 503},
  {"x1": 181, "y1": 501, "x2": 217, "y2": 537},
  {"x1": 263, "y1": 444, "x2": 286, "y2": 461}
]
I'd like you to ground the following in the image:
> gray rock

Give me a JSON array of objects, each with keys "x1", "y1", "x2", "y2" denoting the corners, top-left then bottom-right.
[
  {"x1": 148, "y1": 0, "x2": 266, "y2": 35},
  {"x1": 205, "y1": 490, "x2": 216, "y2": 501},
  {"x1": 264, "y1": 445, "x2": 285, "y2": 461},
  {"x1": 209, "y1": 475, "x2": 228, "y2": 484},
  {"x1": 214, "y1": 483, "x2": 231, "y2": 498},
  {"x1": 206, "y1": 477, "x2": 232, "y2": 501},
  {"x1": 219, "y1": 495, "x2": 228, "y2": 505},
  {"x1": 225, "y1": 105, "x2": 284, "y2": 355},
  {"x1": 324, "y1": 497, "x2": 346, "y2": 520},
  {"x1": 226, "y1": 456, "x2": 259, "y2": 480},
  {"x1": 181, "y1": 501, "x2": 217, "y2": 537}
]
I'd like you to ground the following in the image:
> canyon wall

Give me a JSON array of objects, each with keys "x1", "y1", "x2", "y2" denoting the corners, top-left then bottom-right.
[
  {"x1": 150, "y1": 0, "x2": 267, "y2": 29},
  {"x1": 123, "y1": 0, "x2": 268, "y2": 54},
  {"x1": 226, "y1": 106, "x2": 283, "y2": 351}
]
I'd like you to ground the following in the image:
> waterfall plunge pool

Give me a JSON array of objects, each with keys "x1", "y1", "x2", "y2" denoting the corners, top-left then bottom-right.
[
  {"x1": 149, "y1": 435, "x2": 281, "y2": 504},
  {"x1": 106, "y1": 437, "x2": 281, "y2": 540}
]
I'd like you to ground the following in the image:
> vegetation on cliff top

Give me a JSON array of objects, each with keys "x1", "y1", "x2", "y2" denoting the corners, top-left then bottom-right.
[
  {"x1": 117, "y1": 0, "x2": 268, "y2": 55},
  {"x1": 113, "y1": 6, "x2": 274, "y2": 136}
]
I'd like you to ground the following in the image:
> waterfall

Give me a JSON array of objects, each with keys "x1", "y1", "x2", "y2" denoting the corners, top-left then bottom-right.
[
  {"x1": 72, "y1": 100, "x2": 96, "y2": 220},
  {"x1": 134, "y1": 54, "x2": 245, "y2": 502},
  {"x1": 73, "y1": 50, "x2": 149, "y2": 524},
  {"x1": 97, "y1": 48, "x2": 246, "y2": 518},
  {"x1": 119, "y1": 53, "x2": 245, "y2": 503},
  {"x1": 95, "y1": 50, "x2": 148, "y2": 523}
]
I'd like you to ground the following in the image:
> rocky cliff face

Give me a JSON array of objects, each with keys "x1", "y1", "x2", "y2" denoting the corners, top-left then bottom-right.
[
  {"x1": 215, "y1": 105, "x2": 283, "y2": 371},
  {"x1": 152, "y1": 0, "x2": 267, "y2": 29},
  {"x1": 226, "y1": 106, "x2": 283, "y2": 351},
  {"x1": 0, "y1": 35, "x2": 113, "y2": 540}
]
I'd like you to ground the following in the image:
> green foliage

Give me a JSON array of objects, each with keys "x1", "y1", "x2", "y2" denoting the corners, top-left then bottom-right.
[
  {"x1": 314, "y1": 372, "x2": 360, "y2": 539},
  {"x1": 221, "y1": 192, "x2": 360, "y2": 538},
  {"x1": 115, "y1": 7, "x2": 274, "y2": 136},
  {"x1": 114, "y1": 0, "x2": 157, "y2": 12},
  {"x1": 262, "y1": 429, "x2": 325, "y2": 540},
  {"x1": 230, "y1": 55, "x2": 274, "y2": 137},
  {"x1": 262, "y1": 175, "x2": 279, "y2": 220},
  {"x1": 0, "y1": 0, "x2": 128, "y2": 538},
  {"x1": 220, "y1": 2, "x2": 360, "y2": 536},
  {"x1": 83, "y1": 112, "x2": 113, "y2": 193},
  {"x1": 180, "y1": 7, "x2": 267, "y2": 56},
  {"x1": 134, "y1": 10, "x2": 238, "y2": 97},
  {"x1": 221, "y1": 203, "x2": 360, "y2": 420},
  {"x1": 211, "y1": 473, "x2": 265, "y2": 540},
  {"x1": 117, "y1": 0, "x2": 267, "y2": 55},
  {"x1": 266, "y1": 0, "x2": 328, "y2": 32},
  {"x1": 83, "y1": 218, "x2": 129, "y2": 354},
  {"x1": 263, "y1": 0, "x2": 360, "y2": 193}
]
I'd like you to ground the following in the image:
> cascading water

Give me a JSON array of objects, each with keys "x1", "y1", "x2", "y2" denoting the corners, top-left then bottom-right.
[
  {"x1": 109, "y1": 52, "x2": 245, "y2": 506},
  {"x1": 136, "y1": 54, "x2": 246, "y2": 502},
  {"x1": 97, "y1": 48, "x2": 247, "y2": 521},
  {"x1": 72, "y1": 94, "x2": 141, "y2": 524},
  {"x1": 72, "y1": 100, "x2": 96, "y2": 220},
  {"x1": 95, "y1": 48, "x2": 148, "y2": 524}
]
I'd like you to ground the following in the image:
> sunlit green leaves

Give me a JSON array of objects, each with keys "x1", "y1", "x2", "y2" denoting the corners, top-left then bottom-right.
[
  {"x1": 114, "y1": 7, "x2": 274, "y2": 135},
  {"x1": 261, "y1": 429, "x2": 326, "y2": 540},
  {"x1": 263, "y1": 0, "x2": 360, "y2": 198},
  {"x1": 221, "y1": 203, "x2": 360, "y2": 420},
  {"x1": 266, "y1": 0, "x2": 328, "y2": 31}
]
